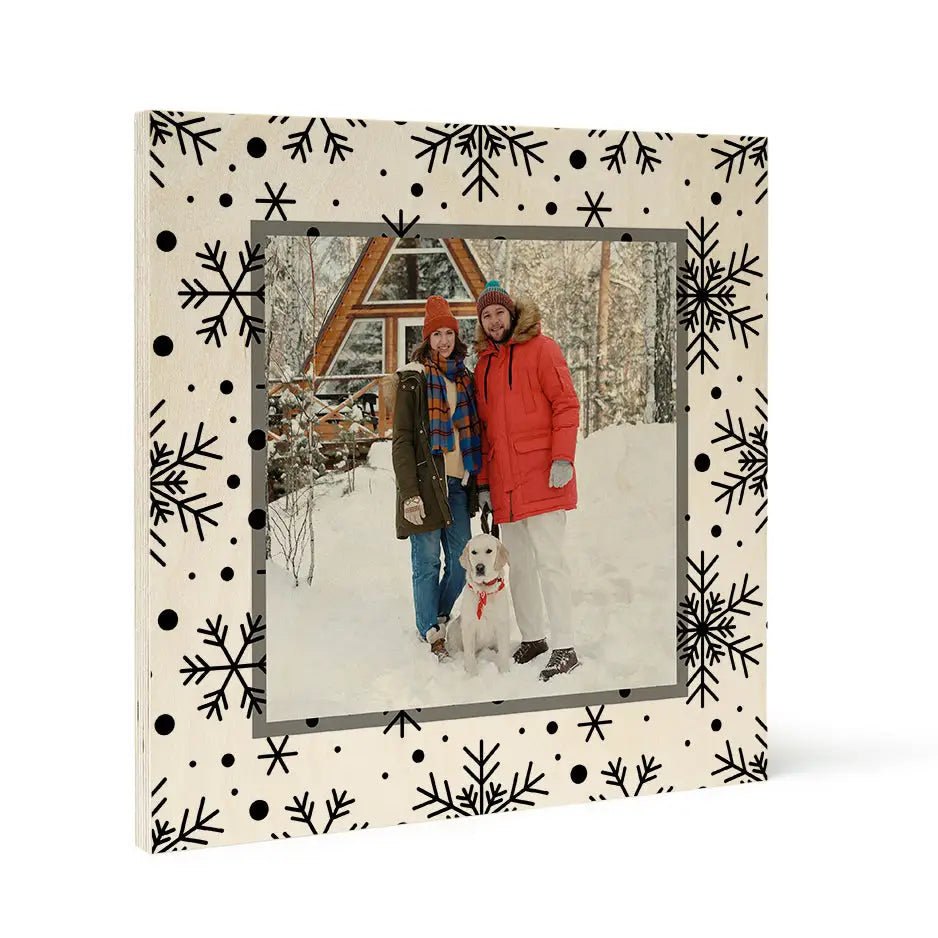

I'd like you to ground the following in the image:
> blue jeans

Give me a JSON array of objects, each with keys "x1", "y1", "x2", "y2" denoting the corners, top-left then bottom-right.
[{"x1": 410, "y1": 476, "x2": 472, "y2": 639}]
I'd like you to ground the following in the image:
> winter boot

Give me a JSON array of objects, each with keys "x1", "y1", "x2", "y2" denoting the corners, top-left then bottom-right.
[
  {"x1": 513, "y1": 638, "x2": 548, "y2": 665},
  {"x1": 425, "y1": 625, "x2": 451, "y2": 662},
  {"x1": 538, "y1": 647, "x2": 580, "y2": 681}
]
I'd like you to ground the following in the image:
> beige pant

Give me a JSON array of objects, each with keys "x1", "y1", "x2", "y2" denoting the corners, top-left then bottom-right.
[{"x1": 499, "y1": 510, "x2": 574, "y2": 649}]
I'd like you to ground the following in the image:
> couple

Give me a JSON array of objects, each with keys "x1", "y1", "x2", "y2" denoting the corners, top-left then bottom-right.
[{"x1": 390, "y1": 281, "x2": 581, "y2": 682}]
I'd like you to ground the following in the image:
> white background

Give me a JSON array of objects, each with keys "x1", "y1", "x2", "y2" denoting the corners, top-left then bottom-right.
[{"x1": 5, "y1": 2, "x2": 935, "y2": 934}]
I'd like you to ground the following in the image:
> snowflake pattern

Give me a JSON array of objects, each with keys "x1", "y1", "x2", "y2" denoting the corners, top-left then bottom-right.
[
  {"x1": 271, "y1": 789, "x2": 369, "y2": 838},
  {"x1": 148, "y1": 398, "x2": 222, "y2": 568},
  {"x1": 411, "y1": 124, "x2": 548, "y2": 201},
  {"x1": 578, "y1": 705, "x2": 613, "y2": 742},
  {"x1": 712, "y1": 136, "x2": 768, "y2": 205},
  {"x1": 178, "y1": 240, "x2": 265, "y2": 347},
  {"x1": 258, "y1": 736, "x2": 298, "y2": 776},
  {"x1": 678, "y1": 552, "x2": 764, "y2": 707},
  {"x1": 677, "y1": 218, "x2": 764, "y2": 373},
  {"x1": 713, "y1": 716, "x2": 768, "y2": 783},
  {"x1": 150, "y1": 777, "x2": 223, "y2": 853},
  {"x1": 413, "y1": 740, "x2": 548, "y2": 818},
  {"x1": 578, "y1": 190, "x2": 612, "y2": 228},
  {"x1": 180, "y1": 612, "x2": 266, "y2": 720},
  {"x1": 712, "y1": 389, "x2": 768, "y2": 533},
  {"x1": 588, "y1": 129, "x2": 674, "y2": 174},
  {"x1": 148, "y1": 110, "x2": 221, "y2": 188},
  {"x1": 279, "y1": 116, "x2": 367, "y2": 164},
  {"x1": 255, "y1": 181, "x2": 296, "y2": 221},
  {"x1": 589, "y1": 754, "x2": 673, "y2": 799}
]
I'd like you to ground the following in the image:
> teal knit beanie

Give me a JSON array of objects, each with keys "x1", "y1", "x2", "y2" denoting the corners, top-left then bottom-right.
[{"x1": 476, "y1": 279, "x2": 515, "y2": 318}]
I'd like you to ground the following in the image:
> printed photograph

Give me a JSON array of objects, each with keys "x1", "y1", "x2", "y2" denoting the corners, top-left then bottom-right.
[{"x1": 263, "y1": 234, "x2": 678, "y2": 721}]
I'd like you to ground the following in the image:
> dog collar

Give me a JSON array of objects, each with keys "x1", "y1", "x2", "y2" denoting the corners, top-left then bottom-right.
[{"x1": 466, "y1": 577, "x2": 505, "y2": 619}]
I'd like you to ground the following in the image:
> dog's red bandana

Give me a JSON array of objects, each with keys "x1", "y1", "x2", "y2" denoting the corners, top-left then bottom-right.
[{"x1": 467, "y1": 577, "x2": 505, "y2": 620}]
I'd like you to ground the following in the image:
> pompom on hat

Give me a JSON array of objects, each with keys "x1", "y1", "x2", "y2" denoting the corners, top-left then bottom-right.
[
  {"x1": 476, "y1": 279, "x2": 515, "y2": 318},
  {"x1": 422, "y1": 295, "x2": 460, "y2": 339}
]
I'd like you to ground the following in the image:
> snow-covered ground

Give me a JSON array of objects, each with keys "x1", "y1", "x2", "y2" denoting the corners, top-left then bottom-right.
[{"x1": 266, "y1": 423, "x2": 676, "y2": 721}]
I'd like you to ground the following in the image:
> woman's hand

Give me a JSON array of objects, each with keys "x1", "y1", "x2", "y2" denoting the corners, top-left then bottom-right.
[
  {"x1": 403, "y1": 495, "x2": 426, "y2": 525},
  {"x1": 478, "y1": 489, "x2": 492, "y2": 511}
]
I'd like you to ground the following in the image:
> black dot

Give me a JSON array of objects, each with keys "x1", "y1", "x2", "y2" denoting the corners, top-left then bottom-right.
[
  {"x1": 231, "y1": 788, "x2": 238, "y2": 796},
  {"x1": 229, "y1": 163, "x2": 236, "y2": 172},
  {"x1": 555, "y1": 753, "x2": 561, "y2": 761},
  {"x1": 306, "y1": 226, "x2": 320, "y2": 237},
  {"x1": 220, "y1": 567, "x2": 234, "y2": 581},
  {"x1": 230, "y1": 416, "x2": 237, "y2": 424},
  {"x1": 711, "y1": 192, "x2": 722, "y2": 205},
  {"x1": 158, "y1": 609, "x2": 178, "y2": 631},
  {"x1": 737, "y1": 540, "x2": 743, "y2": 547},
  {"x1": 249, "y1": 800, "x2": 269, "y2": 821},
  {"x1": 219, "y1": 193, "x2": 233, "y2": 208},
  {"x1": 153, "y1": 335, "x2": 173, "y2": 357},
  {"x1": 188, "y1": 384, "x2": 195, "y2": 392},
  {"x1": 187, "y1": 195, "x2": 194, "y2": 203},
  {"x1": 518, "y1": 727, "x2": 525, "y2": 734},
  {"x1": 334, "y1": 746, "x2": 341, "y2": 753},
  {"x1": 546, "y1": 721, "x2": 558, "y2": 734},
  {"x1": 711, "y1": 525, "x2": 722, "y2": 538},
  {"x1": 332, "y1": 199, "x2": 340, "y2": 207},
  {"x1": 643, "y1": 714, "x2": 650, "y2": 722},
  {"x1": 545, "y1": 201, "x2": 558, "y2": 215},
  {"x1": 221, "y1": 753, "x2": 235, "y2": 767},
  {"x1": 305, "y1": 718, "x2": 319, "y2": 728},
  {"x1": 189, "y1": 760, "x2": 196, "y2": 767},
  {"x1": 440, "y1": 202, "x2": 447, "y2": 209},
  {"x1": 188, "y1": 572, "x2": 195, "y2": 580},
  {"x1": 684, "y1": 405, "x2": 690, "y2": 412},
  {"x1": 569, "y1": 149, "x2": 587, "y2": 169},
  {"x1": 230, "y1": 537, "x2": 237, "y2": 545},
  {"x1": 737, "y1": 209, "x2": 743, "y2": 216},
  {"x1": 227, "y1": 474, "x2": 241, "y2": 489},
  {"x1": 618, "y1": 689, "x2": 631, "y2": 698},
  {"x1": 441, "y1": 735, "x2": 448, "y2": 742},
  {"x1": 220, "y1": 380, "x2": 233, "y2": 394},
  {"x1": 737, "y1": 375, "x2": 743, "y2": 382},
  {"x1": 643, "y1": 207, "x2": 650, "y2": 214},
  {"x1": 711, "y1": 386, "x2": 722, "y2": 399},
  {"x1": 694, "y1": 454, "x2": 711, "y2": 472},
  {"x1": 620, "y1": 233, "x2": 632, "y2": 242},
  {"x1": 412, "y1": 749, "x2": 425, "y2": 763},
  {"x1": 737, "y1": 705, "x2": 743, "y2": 712},
  {"x1": 379, "y1": 169, "x2": 387, "y2": 176},
  {"x1": 411, "y1": 183, "x2": 423, "y2": 197},
  {"x1": 570, "y1": 764, "x2": 587, "y2": 784},
  {"x1": 248, "y1": 429, "x2": 266, "y2": 450},
  {"x1": 249, "y1": 509, "x2": 266, "y2": 530},
  {"x1": 247, "y1": 137, "x2": 267, "y2": 158},
  {"x1": 154, "y1": 714, "x2": 174, "y2": 736},
  {"x1": 156, "y1": 230, "x2": 177, "y2": 252},
  {"x1": 685, "y1": 514, "x2": 691, "y2": 521},
  {"x1": 711, "y1": 719, "x2": 722, "y2": 732},
  {"x1": 685, "y1": 739, "x2": 691, "y2": 747},
  {"x1": 381, "y1": 772, "x2": 389, "y2": 780},
  {"x1": 517, "y1": 204, "x2": 524, "y2": 211},
  {"x1": 553, "y1": 174, "x2": 560, "y2": 182},
  {"x1": 684, "y1": 178, "x2": 691, "y2": 186}
]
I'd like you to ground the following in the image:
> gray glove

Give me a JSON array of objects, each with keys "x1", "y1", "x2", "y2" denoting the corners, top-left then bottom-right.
[
  {"x1": 478, "y1": 489, "x2": 492, "y2": 511},
  {"x1": 549, "y1": 459, "x2": 574, "y2": 488},
  {"x1": 403, "y1": 495, "x2": 425, "y2": 525}
]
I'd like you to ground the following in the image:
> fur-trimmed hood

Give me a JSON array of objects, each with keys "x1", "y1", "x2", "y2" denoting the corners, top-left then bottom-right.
[
  {"x1": 474, "y1": 296, "x2": 543, "y2": 355},
  {"x1": 380, "y1": 360, "x2": 424, "y2": 412}
]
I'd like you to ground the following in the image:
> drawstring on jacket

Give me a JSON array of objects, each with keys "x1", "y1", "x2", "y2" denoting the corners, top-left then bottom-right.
[
  {"x1": 483, "y1": 343, "x2": 516, "y2": 397},
  {"x1": 508, "y1": 345, "x2": 515, "y2": 389}
]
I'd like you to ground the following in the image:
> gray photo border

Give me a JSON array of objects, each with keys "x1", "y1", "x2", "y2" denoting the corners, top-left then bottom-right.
[{"x1": 250, "y1": 220, "x2": 688, "y2": 738}]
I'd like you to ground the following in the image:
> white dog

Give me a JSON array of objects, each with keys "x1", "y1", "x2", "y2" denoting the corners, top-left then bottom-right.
[{"x1": 446, "y1": 533, "x2": 512, "y2": 675}]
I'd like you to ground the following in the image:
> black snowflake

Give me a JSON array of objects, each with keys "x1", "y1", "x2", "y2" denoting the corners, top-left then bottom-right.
[
  {"x1": 179, "y1": 240, "x2": 265, "y2": 347},
  {"x1": 589, "y1": 754, "x2": 673, "y2": 799},
  {"x1": 383, "y1": 710, "x2": 421, "y2": 738},
  {"x1": 280, "y1": 117, "x2": 367, "y2": 164},
  {"x1": 271, "y1": 789, "x2": 369, "y2": 838},
  {"x1": 578, "y1": 190, "x2": 612, "y2": 228},
  {"x1": 713, "y1": 716, "x2": 768, "y2": 783},
  {"x1": 148, "y1": 110, "x2": 221, "y2": 188},
  {"x1": 578, "y1": 705, "x2": 612, "y2": 742},
  {"x1": 413, "y1": 740, "x2": 548, "y2": 819},
  {"x1": 678, "y1": 552, "x2": 763, "y2": 707},
  {"x1": 588, "y1": 129, "x2": 674, "y2": 174},
  {"x1": 712, "y1": 136, "x2": 768, "y2": 205},
  {"x1": 150, "y1": 777, "x2": 223, "y2": 853},
  {"x1": 411, "y1": 124, "x2": 548, "y2": 201},
  {"x1": 180, "y1": 612, "x2": 266, "y2": 720},
  {"x1": 677, "y1": 218, "x2": 764, "y2": 373},
  {"x1": 381, "y1": 210, "x2": 420, "y2": 238},
  {"x1": 258, "y1": 736, "x2": 298, "y2": 776},
  {"x1": 149, "y1": 399, "x2": 222, "y2": 567},
  {"x1": 712, "y1": 389, "x2": 768, "y2": 533},
  {"x1": 255, "y1": 181, "x2": 296, "y2": 221}
]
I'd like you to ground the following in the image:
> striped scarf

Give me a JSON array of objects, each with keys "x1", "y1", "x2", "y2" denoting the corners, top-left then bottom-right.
[{"x1": 425, "y1": 351, "x2": 482, "y2": 475}]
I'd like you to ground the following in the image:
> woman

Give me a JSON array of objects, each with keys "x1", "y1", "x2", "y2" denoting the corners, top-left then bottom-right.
[{"x1": 390, "y1": 295, "x2": 481, "y2": 661}]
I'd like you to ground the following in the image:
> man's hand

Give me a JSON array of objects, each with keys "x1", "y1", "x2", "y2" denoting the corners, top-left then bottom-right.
[
  {"x1": 478, "y1": 489, "x2": 492, "y2": 511},
  {"x1": 403, "y1": 495, "x2": 426, "y2": 525},
  {"x1": 549, "y1": 459, "x2": 574, "y2": 488}
]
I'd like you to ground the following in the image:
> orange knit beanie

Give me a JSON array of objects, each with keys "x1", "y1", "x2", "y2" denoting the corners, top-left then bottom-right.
[{"x1": 422, "y1": 295, "x2": 459, "y2": 339}]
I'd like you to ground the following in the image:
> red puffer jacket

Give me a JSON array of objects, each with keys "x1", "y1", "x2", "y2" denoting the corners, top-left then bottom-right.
[{"x1": 474, "y1": 298, "x2": 580, "y2": 524}]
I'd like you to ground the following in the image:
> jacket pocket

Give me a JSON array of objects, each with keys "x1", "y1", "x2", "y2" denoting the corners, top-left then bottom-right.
[{"x1": 513, "y1": 434, "x2": 550, "y2": 454}]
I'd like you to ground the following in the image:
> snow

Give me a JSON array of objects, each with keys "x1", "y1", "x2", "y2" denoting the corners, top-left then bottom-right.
[{"x1": 266, "y1": 423, "x2": 676, "y2": 721}]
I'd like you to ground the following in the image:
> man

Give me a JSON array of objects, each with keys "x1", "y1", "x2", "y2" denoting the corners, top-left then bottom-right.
[{"x1": 473, "y1": 279, "x2": 581, "y2": 681}]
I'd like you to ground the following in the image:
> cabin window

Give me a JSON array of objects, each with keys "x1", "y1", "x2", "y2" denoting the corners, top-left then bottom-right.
[
  {"x1": 367, "y1": 238, "x2": 471, "y2": 303},
  {"x1": 318, "y1": 319, "x2": 385, "y2": 397}
]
